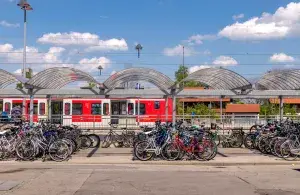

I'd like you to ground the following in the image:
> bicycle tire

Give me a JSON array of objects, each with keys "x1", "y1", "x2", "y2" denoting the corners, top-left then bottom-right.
[
  {"x1": 134, "y1": 141, "x2": 154, "y2": 161},
  {"x1": 162, "y1": 143, "x2": 181, "y2": 161},
  {"x1": 102, "y1": 135, "x2": 112, "y2": 148},
  {"x1": 88, "y1": 134, "x2": 100, "y2": 148},
  {"x1": 280, "y1": 141, "x2": 299, "y2": 161},
  {"x1": 15, "y1": 139, "x2": 35, "y2": 161},
  {"x1": 48, "y1": 140, "x2": 70, "y2": 162},
  {"x1": 79, "y1": 135, "x2": 92, "y2": 149}
]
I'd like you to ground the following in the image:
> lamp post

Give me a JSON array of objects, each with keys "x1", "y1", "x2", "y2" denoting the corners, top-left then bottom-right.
[
  {"x1": 17, "y1": 0, "x2": 33, "y2": 78},
  {"x1": 135, "y1": 44, "x2": 143, "y2": 58},
  {"x1": 98, "y1": 65, "x2": 103, "y2": 76},
  {"x1": 17, "y1": 0, "x2": 33, "y2": 120}
]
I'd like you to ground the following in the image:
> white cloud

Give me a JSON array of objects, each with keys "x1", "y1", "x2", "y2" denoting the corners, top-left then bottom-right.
[
  {"x1": 187, "y1": 34, "x2": 217, "y2": 45},
  {"x1": 219, "y1": 2, "x2": 300, "y2": 40},
  {"x1": 232, "y1": 14, "x2": 245, "y2": 20},
  {"x1": 212, "y1": 56, "x2": 238, "y2": 66},
  {"x1": 163, "y1": 44, "x2": 194, "y2": 56},
  {"x1": 0, "y1": 43, "x2": 66, "y2": 68},
  {"x1": 270, "y1": 53, "x2": 295, "y2": 63},
  {"x1": 13, "y1": 69, "x2": 22, "y2": 75},
  {"x1": 0, "y1": 20, "x2": 19, "y2": 28},
  {"x1": 37, "y1": 32, "x2": 128, "y2": 51},
  {"x1": 188, "y1": 65, "x2": 210, "y2": 73},
  {"x1": 85, "y1": 38, "x2": 128, "y2": 52},
  {"x1": 77, "y1": 57, "x2": 111, "y2": 72}
]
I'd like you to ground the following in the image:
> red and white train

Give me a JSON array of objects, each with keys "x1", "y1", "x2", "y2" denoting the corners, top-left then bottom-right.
[{"x1": 1, "y1": 98, "x2": 173, "y2": 127}]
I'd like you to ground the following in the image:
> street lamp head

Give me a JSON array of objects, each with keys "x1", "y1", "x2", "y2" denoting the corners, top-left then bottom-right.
[
  {"x1": 98, "y1": 65, "x2": 103, "y2": 76},
  {"x1": 17, "y1": 0, "x2": 33, "y2": 10},
  {"x1": 135, "y1": 44, "x2": 143, "y2": 51}
]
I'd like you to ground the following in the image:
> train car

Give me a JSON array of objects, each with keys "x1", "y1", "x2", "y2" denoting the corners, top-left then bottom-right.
[
  {"x1": 0, "y1": 97, "x2": 172, "y2": 128},
  {"x1": 1, "y1": 98, "x2": 48, "y2": 122},
  {"x1": 62, "y1": 98, "x2": 173, "y2": 128}
]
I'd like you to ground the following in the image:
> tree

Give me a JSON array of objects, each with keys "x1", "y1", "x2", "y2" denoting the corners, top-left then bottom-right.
[
  {"x1": 177, "y1": 102, "x2": 217, "y2": 118},
  {"x1": 175, "y1": 65, "x2": 202, "y2": 87},
  {"x1": 260, "y1": 102, "x2": 297, "y2": 116}
]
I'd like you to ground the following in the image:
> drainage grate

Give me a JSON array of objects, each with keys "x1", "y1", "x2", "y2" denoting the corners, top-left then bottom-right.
[
  {"x1": 214, "y1": 166, "x2": 226, "y2": 169},
  {"x1": 293, "y1": 169, "x2": 300, "y2": 172}
]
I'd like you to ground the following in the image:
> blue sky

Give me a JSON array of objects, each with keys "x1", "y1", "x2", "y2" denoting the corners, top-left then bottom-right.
[{"x1": 1, "y1": 0, "x2": 300, "y2": 85}]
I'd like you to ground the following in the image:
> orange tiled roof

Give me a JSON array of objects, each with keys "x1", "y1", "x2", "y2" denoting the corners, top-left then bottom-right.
[
  {"x1": 270, "y1": 98, "x2": 300, "y2": 104},
  {"x1": 225, "y1": 104, "x2": 260, "y2": 113},
  {"x1": 178, "y1": 98, "x2": 230, "y2": 102}
]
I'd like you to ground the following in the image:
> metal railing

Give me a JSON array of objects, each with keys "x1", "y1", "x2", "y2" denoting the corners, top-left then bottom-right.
[{"x1": 0, "y1": 114, "x2": 299, "y2": 130}]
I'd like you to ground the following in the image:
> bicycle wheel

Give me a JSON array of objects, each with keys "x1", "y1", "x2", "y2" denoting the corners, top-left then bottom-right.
[
  {"x1": 281, "y1": 141, "x2": 298, "y2": 161},
  {"x1": 162, "y1": 143, "x2": 181, "y2": 161},
  {"x1": 101, "y1": 135, "x2": 112, "y2": 148},
  {"x1": 48, "y1": 140, "x2": 70, "y2": 162},
  {"x1": 88, "y1": 134, "x2": 100, "y2": 148},
  {"x1": 274, "y1": 138, "x2": 286, "y2": 157},
  {"x1": 79, "y1": 135, "x2": 92, "y2": 150},
  {"x1": 229, "y1": 134, "x2": 244, "y2": 148},
  {"x1": 134, "y1": 141, "x2": 154, "y2": 161},
  {"x1": 15, "y1": 139, "x2": 35, "y2": 161},
  {"x1": 62, "y1": 138, "x2": 73, "y2": 156},
  {"x1": 244, "y1": 134, "x2": 256, "y2": 149}
]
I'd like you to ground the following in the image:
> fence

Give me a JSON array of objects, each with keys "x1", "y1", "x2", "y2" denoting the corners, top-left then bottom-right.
[{"x1": 1, "y1": 114, "x2": 299, "y2": 130}]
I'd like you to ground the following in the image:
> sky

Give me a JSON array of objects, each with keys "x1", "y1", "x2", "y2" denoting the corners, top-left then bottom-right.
[{"x1": 1, "y1": 0, "x2": 300, "y2": 87}]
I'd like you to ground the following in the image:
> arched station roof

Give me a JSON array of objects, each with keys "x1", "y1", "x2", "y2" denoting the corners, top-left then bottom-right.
[
  {"x1": 180, "y1": 67, "x2": 252, "y2": 90},
  {"x1": 256, "y1": 69, "x2": 300, "y2": 90},
  {"x1": 26, "y1": 67, "x2": 98, "y2": 89},
  {"x1": 103, "y1": 68, "x2": 175, "y2": 94},
  {"x1": 0, "y1": 69, "x2": 28, "y2": 88}
]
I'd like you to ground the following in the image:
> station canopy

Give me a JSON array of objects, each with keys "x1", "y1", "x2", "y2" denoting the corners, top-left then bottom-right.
[
  {"x1": 26, "y1": 67, "x2": 98, "y2": 89},
  {"x1": 180, "y1": 67, "x2": 252, "y2": 90},
  {"x1": 0, "y1": 69, "x2": 28, "y2": 88},
  {"x1": 256, "y1": 69, "x2": 300, "y2": 90},
  {"x1": 103, "y1": 67, "x2": 175, "y2": 94}
]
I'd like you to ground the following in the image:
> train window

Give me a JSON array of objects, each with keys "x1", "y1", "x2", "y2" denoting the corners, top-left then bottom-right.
[
  {"x1": 154, "y1": 101, "x2": 160, "y2": 109},
  {"x1": 72, "y1": 103, "x2": 82, "y2": 115},
  {"x1": 128, "y1": 103, "x2": 134, "y2": 115},
  {"x1": 26, "y1": 103, "x2": 38, "y2": 115},
  {"x1": 135, "y1": 103, "x2": 146, "y2": 115},
  {"x1": 65, "y1": 103, "x2": 70, "y2": 115},
  {"x1": 4, "y1": 102, "x2": 11, "y2": 113},
  {"x1": 39, "y1": 103, "x2": 46, "y2": 115},
  {"x1": 103, "y1": 103, "x2": 109, "y2": 115},
  {"x1": 91, "y1": 103, "x2": 101, "y2": 115}
]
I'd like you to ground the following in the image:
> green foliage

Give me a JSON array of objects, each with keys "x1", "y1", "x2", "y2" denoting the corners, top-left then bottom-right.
[
  {"x1": 88, "y1": 82, "x2": 96, "y2": 88},
  {"x1": 175, "y1": 65, "x2": 202, "y2": 87},
  {"x1": 260, "y1": 102, "x2": 297, "y2": 116},
  {"x1": 16, "y1": 83, "x2": 23, "y2": 89},
  {"x1": 177, "y1": 102, "x2": 217, "y2": 118}
]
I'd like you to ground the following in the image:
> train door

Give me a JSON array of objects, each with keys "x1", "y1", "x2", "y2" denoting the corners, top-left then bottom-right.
[
  {"x1": 2, "y1": 99, "x2": 12, "y2": 122},
  {"x1": 3, "y1": 99, "x2": 12, "y2": 115},
  {"x1": 51, "y1": 101, "x2": 63, "y2": 124},
  {"x1": 63, "y1": 99, "x2": 72, "y2": 126},
  {"x1": 111, "y1": 100, "x2": 127, "y2": 125},
  {"x1": 38, "y1": 99, "x2": 47, "y2": 122},
  {"x1": 126, "y1": 99, "x2": 136, "y2": 126},
  {"x1": 26, "y1": 100, "x2": 38, "y2": 122},
  {"x1": 101, "y1": 99, "x2": 110, "y2": 127}
]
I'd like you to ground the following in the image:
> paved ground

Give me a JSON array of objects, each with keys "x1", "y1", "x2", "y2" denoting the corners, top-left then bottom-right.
[
  {"x1": 59, "y1": 147, "x2": 300, "y2": 166},
  {"x1": 0, "y1": 164, "x2": 298, "y2": 195}
]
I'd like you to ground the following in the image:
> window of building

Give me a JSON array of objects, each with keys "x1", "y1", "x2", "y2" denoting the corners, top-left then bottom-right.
[
  {"x1": 154, "y1": 101, "x2": 160, "y2": 109},
  {"x1": 64, "y1": 103, "x2": 70, "y2": 115},
  {"x1": 136, "y1": 103, "x2": 146, "y2": 115},
  {"x1": 103, "y1": 103, "x2": 109, "y2": 115},
  {"x1": 128, "y1": 103, "x2": 134, "y2": 115},
  {"x1": 4, "y1": 102, "x2": 11, "y2": 113},
  {"x1": 91, "y1": 103, "x2": 101, "y2": 115},
  {"x1": 72, "y1": 103, "x2": 82, "y2": 115},
  {"x1": 39, "y1": 103, "x2": 46, "y2": 115}
]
